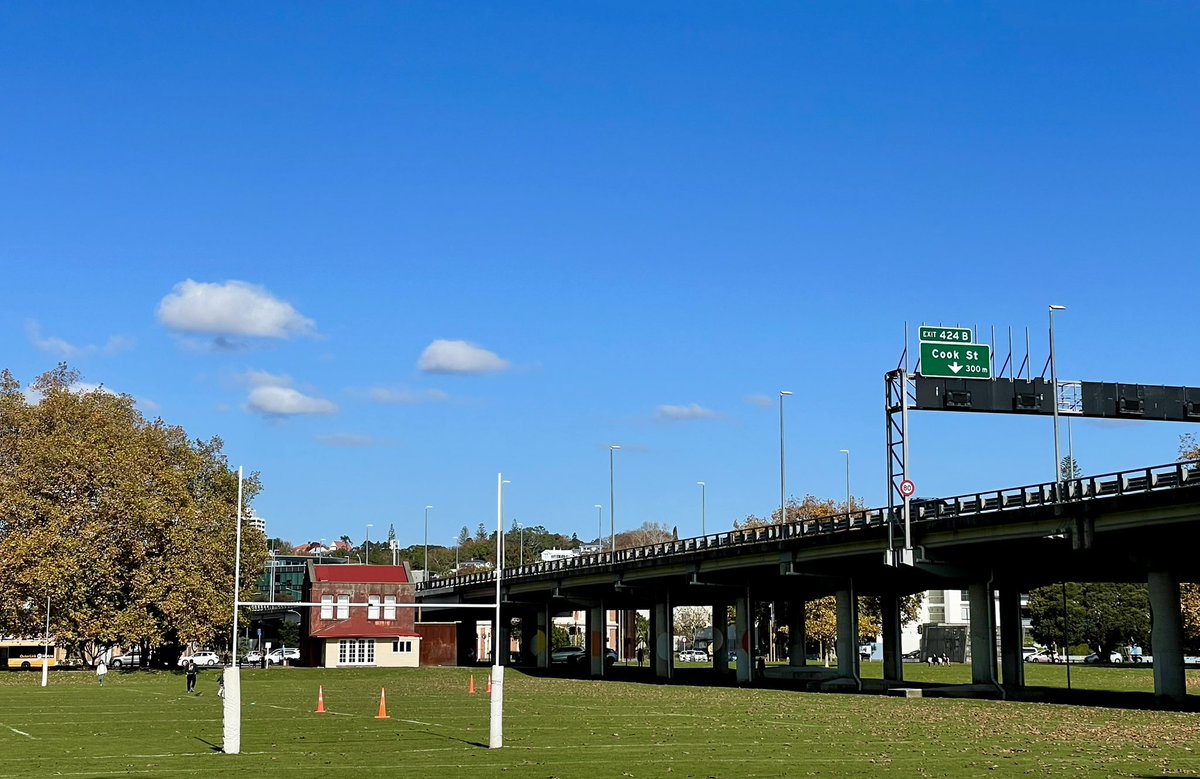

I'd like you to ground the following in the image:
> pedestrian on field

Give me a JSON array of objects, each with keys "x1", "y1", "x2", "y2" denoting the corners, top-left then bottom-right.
[
  {"x1": 185, "y1": 660, "x2": 198, "y2": 693},
  {"x1": 217, "y1": 673, "x2": 225, "y2": 699},
  {"x1": 96, "y1": 660, "x2": 107, "y2": 686},
  {"x1": 636, "y1": 647, "x2": 644, "y2": 666}
]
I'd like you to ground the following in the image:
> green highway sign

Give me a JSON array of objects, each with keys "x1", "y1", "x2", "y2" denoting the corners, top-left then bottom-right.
[
  {"x1": 920, "y1": 342, "x2": 992, "y2": 380},
  {"x1": 919, "y1": 326, "x2": 972, "y2": 344}
]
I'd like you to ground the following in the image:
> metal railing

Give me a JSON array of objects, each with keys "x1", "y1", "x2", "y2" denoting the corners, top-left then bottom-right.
[{"x1": 418, "y1": 460, "x2": 1198, "y2": 592}]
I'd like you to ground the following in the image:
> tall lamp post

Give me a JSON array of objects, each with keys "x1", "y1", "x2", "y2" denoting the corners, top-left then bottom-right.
[
  {"x1": 1049, "y1": 305, "x2": 1067, "y2": 495},
  {"x1": 424, "y1": 505, "x2": 433, "y2": 577},
  {"x1": 517, "y1": 521, "x2": 524, "y2": 567},
  {"x1": 779, "y1": 391, "x2": 793, "y2": 527},
  {"x1": 453, "y1": 535, "x2": 459, "y2": 571},
  {"x1": 839, "y1": 449, "x2": 851, "y2": 514},
  {"x1": 365, "y1": 523, "x2": 372, "y2": 565},
  {"x1": 696, "y1": 481, "x2": 706, "y2": 536},
  {"x1": 609, "y1": 445, "x2": 621, "y2": 555}
]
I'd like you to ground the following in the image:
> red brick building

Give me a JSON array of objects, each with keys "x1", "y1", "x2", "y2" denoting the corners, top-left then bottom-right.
[{"x1": 304, "y1": 562, "x2": 421, "y2": 668}]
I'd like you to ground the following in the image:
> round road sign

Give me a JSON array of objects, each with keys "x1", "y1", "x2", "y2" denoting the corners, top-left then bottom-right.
[{"x1": 899, "y1": 479, "x2": 915, "y2": 498}]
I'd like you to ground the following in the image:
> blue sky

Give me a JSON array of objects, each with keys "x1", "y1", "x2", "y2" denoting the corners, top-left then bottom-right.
[{"x1": 3, "y1": 3, "x2": 1198, "y2": 549}]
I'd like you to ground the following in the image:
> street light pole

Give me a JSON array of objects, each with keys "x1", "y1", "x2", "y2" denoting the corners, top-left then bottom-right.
[
  {"x1": 609, "y1": 445, "x2": 621, "y2": 555},
  {"x1": 839, "y1": 449, "x2": 851, "y2": 514},
  {"x1": 365, "y1": 523, "x2": 372, "y2": 565},
  {"x1": 696, "y1": 481, "x2": 706, "y2": 536},
  {"x1": 518, "y1": 522, "x2": 524, "y2": 567},
  {"x1": 1049, "y1": 305, "x2": 1067, "y2": 496},
  {"x1": 424, "y1": 506, "x2": 433, "y2": 577},
  {"x1": 779, "y1": 391, "x2": 793, "y2": 527}
]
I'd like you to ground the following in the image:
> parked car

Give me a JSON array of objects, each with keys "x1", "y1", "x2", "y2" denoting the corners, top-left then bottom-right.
[
  {"x1": 267, "y1": 647, "x2": 300, "y2": 665},
  {"x1": 244, "y1": 650, "x2": 265, "y2": 665},
  {"x1": 110, "y1": 652, "x2": 142, "y2": 668},
  {"x1": 178, "y1": 651, "x2": 221, "y2": 667},
  {"x1": 902, "y1": 649, "x2": 923, "y2": 662},
  {"x1": 678, "y1": 649, "x2": 707, "y2": 663},
  {"x1": 1025, "y1": 648, "x2": 1058, "y2": 664},
  {"x1": 1083, "y1": 651, "x2": 1123, "y2": 664},
  {"x1": 551, "y1": 646, "x2": 585, "y2": 665}
]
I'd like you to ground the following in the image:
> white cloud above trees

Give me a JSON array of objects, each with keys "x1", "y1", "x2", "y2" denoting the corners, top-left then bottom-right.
[{"x1": 157, "y1": 280, "x2": 315, "y2": 339}]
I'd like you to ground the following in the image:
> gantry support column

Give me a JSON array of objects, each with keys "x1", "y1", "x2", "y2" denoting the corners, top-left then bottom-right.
[
  {"x1": 653, "y1": 595, "x2": 674, "y2": 679},
  {"x1": 881, "y1": 592, "x2": 903, "y2": 682},
  {"x1": 1149, "y1": 571, "x2": 1186, "y2": 703},
  {"x1": 588, "y1": 603, "x2": 606, "y2": 677},
  {"x1": 787, "y1": 598, "x2": 807, "y2": 667},
  {"x1": 998, "y1": 586, "x2": 1024, "y2": 690},
  {"x1": 835, "y1": 586, "x2": 859, "y2": 685},
  {"x1": 735, "y1": 591, "x2": 752, "y2": 683},
  {"x1": 968, "y1": 580, "x2": 998, "y2": 687}
]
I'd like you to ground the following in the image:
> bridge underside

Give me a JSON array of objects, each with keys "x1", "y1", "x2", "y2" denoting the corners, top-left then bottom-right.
[{"x1": 421, "y1": 483, "x2": 1200, "y2": 706}]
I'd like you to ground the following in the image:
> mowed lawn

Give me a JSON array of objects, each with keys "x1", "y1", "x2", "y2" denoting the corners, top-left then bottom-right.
[{"x1": 0, "y1": 665, "x2": 1198, "y2": 778}]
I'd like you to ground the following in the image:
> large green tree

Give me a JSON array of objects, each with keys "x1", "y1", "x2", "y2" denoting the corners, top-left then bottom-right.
[
  {"x1": 0, "y1": 365, "x2": 266, "y2": 662},
  {"x1": 1028, "y1": 583, "x2": 1150, "y2": 657}
]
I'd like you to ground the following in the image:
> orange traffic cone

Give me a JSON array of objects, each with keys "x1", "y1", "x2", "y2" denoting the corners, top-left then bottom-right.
[
  {"x1": 486, "y1": 674, "x2": 492, "y2": 695},
  {"x1": 375, "y1": 688, "x2": 389, "y2": 719},
  {"x1": 315, "y1": 686, "x2": 326, "y2": 714},
  {"x1": 468, "y1": 675, "x2": 475, "y2": 695}
]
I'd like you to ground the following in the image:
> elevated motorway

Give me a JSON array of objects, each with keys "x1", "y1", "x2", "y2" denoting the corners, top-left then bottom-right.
[{"x1": 419, "y1": 460, "x2": 1200, "y2": 703}]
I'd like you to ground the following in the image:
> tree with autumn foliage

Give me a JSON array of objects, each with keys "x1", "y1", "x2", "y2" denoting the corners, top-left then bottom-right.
[{"x1": 0, "y1": 365, "x2": 266, "y2": 663}]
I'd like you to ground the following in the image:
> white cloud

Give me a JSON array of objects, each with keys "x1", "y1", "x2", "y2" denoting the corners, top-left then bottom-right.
[
  {"x1": 367, "y1": 387, "x2": 450, "y2": 405},
  {"x1": 244, "y1": 370, "x2": 291, "y2": 388},
  {"x1": 418, "y1": 340, "x2": 510, "y2": 375},
  {"x1": 25, "y1": 321, "x2": 134, "y2": 358},
  {"x1": 316, "y1": 433, "x2": 389, "y2": 447},
  {"x1": 744, "y1": 394, "x2": 775, "y2": 409},
  {"x1": 245, "y1": 386, "x2": 336, "y2": 417},
  {"x1": 157, "y1": 280, "x2": 315, "y2": 339},
  {"x1": 656, "y1": 403, "x2": 718, "y2": 422}
]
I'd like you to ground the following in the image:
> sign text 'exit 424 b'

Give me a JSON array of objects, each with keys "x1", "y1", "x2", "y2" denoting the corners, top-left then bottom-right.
[
  {"x1": 919, "y1": 342, "x2": 992, "y2": 380},
  {"x1": 919, "y1": 326, "x2": 972, "y2": 344}
]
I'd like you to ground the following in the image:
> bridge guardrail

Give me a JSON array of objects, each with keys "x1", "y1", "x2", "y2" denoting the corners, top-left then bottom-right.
[{"x1": 418, "y1": 459, "x2": 1199, "y2": 593}]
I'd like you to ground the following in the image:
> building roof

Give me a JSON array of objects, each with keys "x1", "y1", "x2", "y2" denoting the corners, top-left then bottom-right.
[{"x1": 312, "y1": 564, "x2": 410, "y2": 584}]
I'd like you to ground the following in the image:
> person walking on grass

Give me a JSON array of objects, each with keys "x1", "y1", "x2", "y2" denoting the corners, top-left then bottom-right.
[
  {"x1": 185, "y1": 660, "x2": 198, "y2": 693},
  {"x1": 95, "y1": 660, "x2": 107, "y2": 686}
]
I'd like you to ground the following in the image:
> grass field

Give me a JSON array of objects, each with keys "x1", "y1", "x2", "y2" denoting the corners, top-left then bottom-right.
[{"x1": 1, "y1": 665, "x2": 1198, "y2": 778}]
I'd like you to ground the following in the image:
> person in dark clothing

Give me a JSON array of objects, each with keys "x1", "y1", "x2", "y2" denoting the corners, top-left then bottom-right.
[{"x1": 185, "y1": 660, "x2": 198, "y2": 693}]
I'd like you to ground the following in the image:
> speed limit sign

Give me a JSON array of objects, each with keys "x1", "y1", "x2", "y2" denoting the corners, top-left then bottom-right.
[{"x1": 899, "y1": 479, "x2": 915, "y2": 498}]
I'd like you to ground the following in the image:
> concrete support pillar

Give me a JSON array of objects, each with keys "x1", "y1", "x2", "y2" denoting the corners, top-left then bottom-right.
[
  {"x1": 734, "y1": 592, "x2": 751, "y2": 683},
  {"x1": 457, "y1": 619, "x2": 478, "y2": 665},
  {"x1": 787, "y1": 598, "x2": 807, "y2": 667},
  {"x1": 998, "y1": 587, "x2": 1024, "y2": 689},
  {"x1": 497, "y1": 615, "x2": 511, "y2": 666},
  {"x1": 881, "y1": 592, "x2": 904, "y2": 682},
  {"x1": 712, "y1": 601, "x2": 729, "y2": 673},
  {"x1": 835, "y1": 587, "x2": 858, "y2": 680},
  {"x1": 968, "y1": 580, "x2": 997, "y2": 686},
  {"x1": 654, "y1": 597, "x2": 673, "y2": 679},
  {"x1": 1149, "y1": 570, "x2": 1186, "y2": 703},
  {"x1": 534, "y1": 607, "x2": 550, "y2": 668},
  {"x1": 587, "y1": 603, "x2": 606, "y2": 677}
]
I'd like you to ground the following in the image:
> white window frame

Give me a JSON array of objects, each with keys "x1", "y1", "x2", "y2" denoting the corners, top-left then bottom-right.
[
  {"x1": 336, "y1": 595, "x2": 350, "y2": 619},
  {"x1": 383, "y1": 595, "x2": 396, "y2": 620},
  {"x1": 392, "y1": 639, "x2": 412, "y2": 653},
  {"x1": 338, "y1": 638, "x2": 375, "y2": 666},
  {"x1": 368, "y1": 595, "x2": 380, "y2": 620},
  {"x1": 320, "y1": 595, "x2": 333, "y2": 619}
]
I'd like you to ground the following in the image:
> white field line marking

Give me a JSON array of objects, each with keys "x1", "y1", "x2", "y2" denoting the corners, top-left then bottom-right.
[
  {"x1": 398, "y1": 719, "x2": 440, "y2": 726},
  {"x1": 1, "y1": 725, "x2": 33, "y2": 738},
  {"x1": 265, "y1": 703, "x2": 353, "y2": 716}
]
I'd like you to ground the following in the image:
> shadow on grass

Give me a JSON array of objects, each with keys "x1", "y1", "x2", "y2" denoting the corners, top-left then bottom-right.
[{"x1": 194, "y1": 736, "x2": 223, "y2": 753}]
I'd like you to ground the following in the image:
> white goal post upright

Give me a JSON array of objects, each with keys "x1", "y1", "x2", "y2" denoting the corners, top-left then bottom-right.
[{"x1": 222, "y1": 466, "x2": 506, "y2": 755}]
